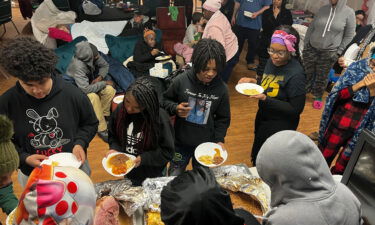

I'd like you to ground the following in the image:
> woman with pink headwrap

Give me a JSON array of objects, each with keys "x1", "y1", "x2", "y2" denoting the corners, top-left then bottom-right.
[{"x1": 238, "y1": 25, "x2": 306, "y2": 165}]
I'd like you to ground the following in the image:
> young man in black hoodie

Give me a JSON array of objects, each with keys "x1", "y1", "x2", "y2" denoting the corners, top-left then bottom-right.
[
  {"x1": 163, "y1": 39, "x2": 230, "y2": 176},
  {"x1": 0, "y1": 37, "x2": 98, "y2": 187}
]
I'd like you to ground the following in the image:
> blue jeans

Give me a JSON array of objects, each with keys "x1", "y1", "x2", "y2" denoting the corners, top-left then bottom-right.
[{"x1": 168, "y1": 144, "x2": 206, "y2": 176}]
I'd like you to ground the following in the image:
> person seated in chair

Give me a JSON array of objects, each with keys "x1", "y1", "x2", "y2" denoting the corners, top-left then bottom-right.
[
  {"x1": 128, "y1": 29, "x2": 163, "y2": 78},
  {"x1": 66, "y1": 41, "x2": 116, "y2": 143},
  {"x1": 119, "y1": 6, "x2": 153, "y2": 37}
]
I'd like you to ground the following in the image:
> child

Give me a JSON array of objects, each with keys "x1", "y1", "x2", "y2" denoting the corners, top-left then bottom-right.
[
  {"x1": 183, "y1": 12, "x2": 205, "y2": 46},
  {"x1": 108, "y1": 77, "x2": 174, "y2": 185},
  {"x1": 0, "y1": 115, "x2": 19, "y2": 215},
  {"x1": 163, "y1": 39, "x2": 230, "y2": 176}
]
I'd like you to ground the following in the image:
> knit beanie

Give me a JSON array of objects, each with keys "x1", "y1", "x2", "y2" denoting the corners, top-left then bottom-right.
[
  {"x1": 203, "y1": 0, "x2": 221, "y2": 12},
  {"x1": 0, "y1": 115, "x2": 19, "y2": 176}
]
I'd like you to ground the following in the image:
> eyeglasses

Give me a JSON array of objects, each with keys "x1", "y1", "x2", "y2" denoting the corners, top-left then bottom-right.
[{"x1": 267, "y1": 48, "x2": 288, "y2": 57}]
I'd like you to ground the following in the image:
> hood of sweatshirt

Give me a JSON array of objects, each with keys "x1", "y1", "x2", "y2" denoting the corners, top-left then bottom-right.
[
  {"x1": 256, "y1": 130, "x2": 363, "y2": 225},
  {"x1": 256, "y1": 130, "x2": 335, "y2": 207},
  {"x1": 307, "y1": 0, "x2": 355, "y2": 53},
  {"x1": 74, "y1": 41, "x2": 94, "y2": 68}
]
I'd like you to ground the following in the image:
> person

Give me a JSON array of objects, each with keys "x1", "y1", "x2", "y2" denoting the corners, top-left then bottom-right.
[
  {"x1": 303, "y1": 0, "x2": 356, "y2": 109},
  {"x1": 356, "y1": 10, "x2": 366, "y2": 32},
  {"x1": 183, "y1": 12, "x2": 205, "y2": 46},
  {"x1": 119, "y1": 5, "x2": 153, "y2": 37},
  {"x1": 128, "y1": 29, "x2": 163, "y2": 78},
  {"x1": 256, "y1": 0, "x2": 293, "y2": 81},
  {"x1": 163, "y1": 39, "x2": 230, "y2": 176},
  {"x1": 107, "y1": 77, "x2": 174, "y2": 186},
  {"x1": 231, "y1": 0, "x2": 272, "y2": 70},
  {"x1": 66, "y1": 41, "x2": 116, "y2": 143},
  {"x1": 0, "y1": 37, "x2": 98, "y2": 187},
  {"x1": 14, "y1": 163, "x2": 96, "y2": 224},
  {"x1": 202, "y1": 0, "x2": 238, "y2": 83},
  {"x1": 160, "y1": 167, "x2": 260, "y2": 225},
  {"x1": 334, "y1": 24, "x2": 375, "y2": 75},
  {"x1": 256, "y1": 130, "x2": 363, "y2": 225},
  {"x1": 221, "y1": 0, "x2": 235, "y2": 22},
  {"x1": 318, "y1": 50, "x2": 375, "y2": 174},
  {"x1": 238, "y1": 25, "x2": 306, "y2": 165},
  {"x1": 48, "y1": 24, "x2": 73, "y2": 47},
  {"x1": 0, "y1": 115, "x2": 19, "y2": 215}
]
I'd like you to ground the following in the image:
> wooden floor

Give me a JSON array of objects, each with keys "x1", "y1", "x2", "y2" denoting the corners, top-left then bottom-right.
[{"x1": 0, "y1": 8, "x2": 323, "y2": 223}]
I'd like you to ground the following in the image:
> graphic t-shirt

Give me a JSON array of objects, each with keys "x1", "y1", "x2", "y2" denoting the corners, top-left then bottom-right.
[{"x1": 259, "y1": 58, "x2": 306, "y2": 120}]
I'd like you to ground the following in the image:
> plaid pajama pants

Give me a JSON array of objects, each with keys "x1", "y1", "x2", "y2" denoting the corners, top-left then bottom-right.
[{"x1": 319, "y1": 88, "x2": 369, "y2": 174}]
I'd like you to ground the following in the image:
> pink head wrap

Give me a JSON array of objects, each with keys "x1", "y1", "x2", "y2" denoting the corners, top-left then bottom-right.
[
  {"x1": 203, "y1": 0, "x2": 221, "y2": 12},
  {"x1": 271, "y1": 30, "x2": 297, "y2": 52}
]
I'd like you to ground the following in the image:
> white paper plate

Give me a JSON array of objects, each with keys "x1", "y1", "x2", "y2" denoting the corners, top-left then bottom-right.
[
  {"x1": 113, "y1": 95, "x2": 125, "y2": 104},
  {"x1": 194, "y1": 142, "x2": 228, "y2": 167},
  {"x1": 40, "y1": 152, "x2": 81, "y2": 168},
  {"x1": 102, "y1": 152, "x2": 136, "y2": 177},
  {"x1": 235, "y1": 83, "x2": 264, "y2": 96},
  {"x1": 155, "y1": 55, "x2": 171, "y2": 61},
  {"x1": 6, "y1": 208, "x2": 16, "y2": 225}
]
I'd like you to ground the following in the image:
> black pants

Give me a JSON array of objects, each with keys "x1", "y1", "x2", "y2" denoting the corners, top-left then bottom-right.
[
  {"x1": 220, "y1": 55, "x2": 237, "y2": 83},
  {"x1": 251, "y1": 112, "x2": 298, "y2": 165},
  {"x1": 234, "y1": 25, "x2": 260, "y2": 64}
]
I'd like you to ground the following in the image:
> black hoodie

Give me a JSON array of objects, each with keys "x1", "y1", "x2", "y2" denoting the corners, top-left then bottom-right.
[
  {"x1": 161, "y1": 167, "x2": 244, "y2": 225},
  {"x1": 163, "y1": 68, "x2": 230, "y2": 147},
  {"x1": 108, "y1": 103, "x2": 174, "y2": 184},
  {"x1": 0, "y1": 74, "x2": 98, "y2": 175}
]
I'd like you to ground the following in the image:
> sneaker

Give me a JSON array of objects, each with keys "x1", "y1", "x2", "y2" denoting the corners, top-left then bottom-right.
[
  {"x1": 313, "y1": 99, "x2": 323, "y2": 109},
  {"x1": 98, "y1": 130, "x2": 109, "y2": 143}
]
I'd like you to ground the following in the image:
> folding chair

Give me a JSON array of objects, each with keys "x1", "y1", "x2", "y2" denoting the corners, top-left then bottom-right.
[{"x1": 0, "y1": 0, "x2": 20, "y2": 38}]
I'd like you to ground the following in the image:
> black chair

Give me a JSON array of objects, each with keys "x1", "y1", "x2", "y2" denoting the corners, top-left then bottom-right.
[{"x1": 0, "y1": 0, "x2": 20, "y2": 38}]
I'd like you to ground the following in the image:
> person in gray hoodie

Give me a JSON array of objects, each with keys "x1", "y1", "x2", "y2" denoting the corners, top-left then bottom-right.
[
  {"x1": 66, "y1": 41, "x2": 116, "y2": 142},
  {"x1": 256, "y1": 130, "x2": 363, "y2": 225},
  {"x1": 303, "y1": 0, "x2": 355, "y2": 109}
]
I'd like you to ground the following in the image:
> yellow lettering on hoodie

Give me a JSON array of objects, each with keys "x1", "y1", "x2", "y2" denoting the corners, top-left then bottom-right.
[{"x1": 261, "y1": 74, "x2": 284, "y2": 97}]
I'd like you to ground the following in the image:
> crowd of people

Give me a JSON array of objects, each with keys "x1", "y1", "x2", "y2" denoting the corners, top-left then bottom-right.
[{"x1": 0, "y1": 0, "x2": 373, "y2": 224}]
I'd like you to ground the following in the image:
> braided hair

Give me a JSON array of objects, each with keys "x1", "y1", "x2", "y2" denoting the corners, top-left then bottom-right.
[
  {"x1": 117, "y1": 77, "x2": 160, "y2": 153},
  {"x1": 192, "y1": 39, "x2": 227, "y2": 76}
]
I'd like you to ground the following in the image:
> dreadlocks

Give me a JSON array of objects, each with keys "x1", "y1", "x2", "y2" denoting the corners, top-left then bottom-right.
[
  {"x1": 117, "y1": 77, "x2": 160, "y2": 152},
  {"x1": 192, "y1": 39, "x2": 227, "y2": 75}
]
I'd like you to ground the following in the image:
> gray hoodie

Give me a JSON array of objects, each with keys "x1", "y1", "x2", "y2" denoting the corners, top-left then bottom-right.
[
  {"x1": 66, "y1": 41, "x2": 109, "y2": 94},
  {"x1": 256, "y1": 130, "x2": 363, "y2": 225},
  {"x1": 304, "y1": 0, "x2": 355, "y2": 54}
]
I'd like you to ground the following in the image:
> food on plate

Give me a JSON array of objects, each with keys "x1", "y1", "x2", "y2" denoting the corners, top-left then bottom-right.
[
  {"x1": 213, "y1": 148, "x2": 224, "y2": 165},
  {"x1": 243, "y1": 89, "x2": 260, "y2": 95},
  {"x1": 156, "y1": 55, "x2": 171, "y2": 61},
  {"x1": 198, "y1": 155, "x2": 213, "y2": 165},
  {"x1": 107, "y1": 154, "x2": 134, "y2": 175},
  {"x1": 198, "y1": 148, "x2": 224, "y2": 165},
  {"x1": 93, "y1": 196, "x2": 120, "y2": 225},
  {"x1": 146, "y1": 211, "x2": 165, "y2": 225}
]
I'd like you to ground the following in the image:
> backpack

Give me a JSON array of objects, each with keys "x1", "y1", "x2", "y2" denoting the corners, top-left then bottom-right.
[{"x1": 82, "y1": 0, "x2": 104, "y2": 15}]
